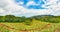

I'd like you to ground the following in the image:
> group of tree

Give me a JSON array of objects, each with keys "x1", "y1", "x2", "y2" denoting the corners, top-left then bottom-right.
[
  {"x1": 30, "y1": 15, "x2": 60, "y2": 23},
  {"x1": 0, "y1": 15, "x2": 32, "y2": 25},
  {"x1": 0, "y1": 15, "x2": 60, "y2": 24}
]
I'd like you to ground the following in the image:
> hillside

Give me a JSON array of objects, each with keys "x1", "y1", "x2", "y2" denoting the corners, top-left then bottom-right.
[
  {"x1": 0, "y1": 15, "x2": 60, "y2": 32},
  {"x1": 29, "y1": 15, "x2": 60, "y2": 23},
  {"x1": 0, "y1": 15, "x2": 60, "y2": 23}
]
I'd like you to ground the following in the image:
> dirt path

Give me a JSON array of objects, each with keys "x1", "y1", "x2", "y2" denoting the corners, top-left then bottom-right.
[{"x1": 54, "y1": 28, "x2": 60, "y2": 32}]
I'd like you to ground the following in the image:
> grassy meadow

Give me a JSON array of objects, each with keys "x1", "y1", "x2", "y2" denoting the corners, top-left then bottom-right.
[
  {"x1": 0, "y1": 19, "x2": 60, "y2": 32},
  {"x1": 0, "y1": 15, "x2": 60, "y2": 32}
]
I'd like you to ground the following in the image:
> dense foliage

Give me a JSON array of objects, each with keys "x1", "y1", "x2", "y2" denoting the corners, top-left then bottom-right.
[
  {"x1": 0, "y1": 15, "x2": 60, "y2": 23},
  {"x1": 30, "y1": 15, "x2": 60, "y2": 23}
]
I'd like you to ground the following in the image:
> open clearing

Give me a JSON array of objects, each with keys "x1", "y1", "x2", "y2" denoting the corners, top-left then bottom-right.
[{"x1": 0, "y1": 20, "x2": 60, "y2": 32}]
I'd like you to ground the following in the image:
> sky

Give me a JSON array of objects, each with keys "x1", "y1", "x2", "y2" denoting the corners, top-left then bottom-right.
[{"x1": 0, "y1": 0, "x2": 60, "y2": 17}]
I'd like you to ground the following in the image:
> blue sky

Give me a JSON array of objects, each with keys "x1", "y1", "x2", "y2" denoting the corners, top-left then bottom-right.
[
  {"x1": 0, "y1": 0, "x2": 60, "y2": 17},
  {"x1": 15, "y1": 0, "x2": 45, "y2": 9}
]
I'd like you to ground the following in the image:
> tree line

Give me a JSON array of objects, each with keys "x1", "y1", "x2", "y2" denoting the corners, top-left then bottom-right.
[{"x1": 0, "y1": 15, "x2": 60, "y2": 24}]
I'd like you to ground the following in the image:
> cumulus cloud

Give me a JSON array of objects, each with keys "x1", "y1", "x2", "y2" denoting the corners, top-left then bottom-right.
[{"x1": 0, "y1": 0, "x2": 60, "y2": 17}]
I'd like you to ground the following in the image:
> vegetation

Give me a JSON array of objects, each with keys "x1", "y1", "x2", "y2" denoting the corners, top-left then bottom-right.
[
  {"x1": 1, "y1": 20, "x2": 60, "y2": 32},
  {"x1": 0, "y1": 26, "x2": 10, "y2": 32},
  {"x1": 30, "y1": 15, "x2": 60, "y2": 23},
  {"x1": 0, "y1": 15, "x2": 60, "y2": 23},
  {"x1": 0, "y1": 15, "x2": 60, "y2": 32}
]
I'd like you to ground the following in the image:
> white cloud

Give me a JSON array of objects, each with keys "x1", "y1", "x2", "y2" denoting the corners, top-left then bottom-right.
[
  {"x1": 26, "y1": 1, "x2": 39, "y2": 6},
  {"x1": 0, "y1": 0, "x2": 60, "y2": 17},
  {"x1": 0, "y1": 8, "x2": 4, "y2": 13},
  {"x1": 17, "y1": 1, "x2": 24, "y2": 6}
]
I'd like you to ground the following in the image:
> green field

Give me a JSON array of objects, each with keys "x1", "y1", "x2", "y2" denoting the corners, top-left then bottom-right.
[
  {"x1": 0, "y1": 19, "x2": 60, "y2": 32},
  {"x1": 0, "y1": 15, "x2": 60, "y2": 32}
]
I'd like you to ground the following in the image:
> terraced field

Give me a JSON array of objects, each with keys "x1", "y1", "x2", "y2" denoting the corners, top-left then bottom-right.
[{"x1": 0, "y1": 20, "x2": 60, "y2": 32}]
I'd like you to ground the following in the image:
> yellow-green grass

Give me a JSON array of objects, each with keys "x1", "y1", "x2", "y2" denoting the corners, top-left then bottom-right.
[
  {"x1": 0, "y1": 26, "x2": 10, "y2": 32},
  {"x1": 0, "y1": 19, "x2": 60, "y2": 32},
  {"x1": 0, "y1": 19, "x2": 50, "y2": 30}
]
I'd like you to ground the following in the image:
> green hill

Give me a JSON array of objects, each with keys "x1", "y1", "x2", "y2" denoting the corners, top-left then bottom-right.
[
  {"x1": 0, "y1": 15, "x2": 60, "y2": 32},
  {"x1": 29, "y1": 15, "x2": 60, "y2": 23},
  {"x1": 0, "y1": 15, "x2": 60, "y2": 24}
]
